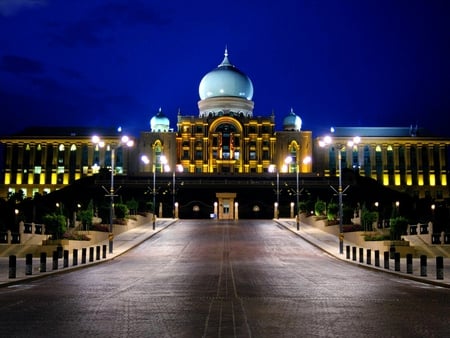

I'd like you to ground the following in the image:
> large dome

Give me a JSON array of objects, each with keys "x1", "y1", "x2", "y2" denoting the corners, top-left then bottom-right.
[
  {"x1": 283, "y1": 108, "x2": 302, "y2": 131},
  {"x1": 199, "y1": 49, "x2": 254, "y2": 100}
]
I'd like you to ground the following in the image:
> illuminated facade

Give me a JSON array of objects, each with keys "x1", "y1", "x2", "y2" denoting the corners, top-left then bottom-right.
[
  {"x1": 0, "y1": 50, "x2": 449, "y2": 203},
  {"x1": 314, "y1": 127, "x2": 450, "y2": 199},
  {"x1": 0, "y1": 127, "x2": 134, "y2": 198}
]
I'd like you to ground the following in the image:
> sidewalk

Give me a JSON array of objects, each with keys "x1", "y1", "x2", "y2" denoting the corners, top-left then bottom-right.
[
  {"x1": 275, "y1": 218, "x2": 450, "y2": 289},
  {"x1": 0, "y1": 219, "x2": 176, "y2": 287}
]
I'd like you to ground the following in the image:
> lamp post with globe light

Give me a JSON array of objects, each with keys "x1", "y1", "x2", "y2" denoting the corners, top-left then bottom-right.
[
  {"x1": 141, "y1": 155, "x2": 156, "y2": 230},
  {"x1": 284, "y1": 155, "x2": 312, "y2": 230},
  {"x1": 319, "y1": 132, "x2": 360, "y2": 254},
  {"x1": 92, "y1": 133, "x2": 134, "y2": 254}
]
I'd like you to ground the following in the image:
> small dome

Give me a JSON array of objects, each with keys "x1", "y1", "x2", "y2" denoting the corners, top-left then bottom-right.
[
  {"x1": 199, "y1": 48, "x2": 254, "y2": 100},
  {"x1": 150, "y1": 108, "x2": 170, "y2": 132},
  {"x1": 283, "y1": 108, "x2": 302, "y2": 131}
]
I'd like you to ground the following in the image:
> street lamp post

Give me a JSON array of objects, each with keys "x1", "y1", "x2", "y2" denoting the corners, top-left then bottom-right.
[
  {"x1": 92, "y1": 134, "x2": 134, "y2": 254},
  {"x1": 269, "y1": 165, "x2": 279, "y2": 219},
  {"x1": 285, "y1": 156, "x2": 311, "y2": 231},
  {"x1": 319, "y1": 133, "x2": 360, "y2": 254},
  {"x1": 153, "y1": 168, "x2": 156, "y2": 229},
  {"x1": 141, "y1": 154, "x2": 160, "y2": 230}
]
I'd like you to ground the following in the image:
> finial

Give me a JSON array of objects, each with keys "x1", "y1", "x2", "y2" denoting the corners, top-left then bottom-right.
[{"x1": 219, "y1": 45, "x2": 232, "y2": 67}]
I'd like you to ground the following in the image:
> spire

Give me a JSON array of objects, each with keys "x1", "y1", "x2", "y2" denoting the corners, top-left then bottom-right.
[{"x1": 219, "y1": 45, "x2": 233, "y2": 67}]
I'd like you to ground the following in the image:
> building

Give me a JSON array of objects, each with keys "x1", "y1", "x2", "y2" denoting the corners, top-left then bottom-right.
[
  {"x1": 1, "y1": 49, "x2": 449, "y2": 219},
  {"x1": 314, "y1": 127, "x2": 450, "y2": 200}
]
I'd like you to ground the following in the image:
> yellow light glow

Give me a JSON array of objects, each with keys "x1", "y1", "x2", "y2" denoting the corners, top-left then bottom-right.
[
  {"x1": 51, "y1": 173, "x2": 57, "y2": 185},
  {"x1": 16, "y1": 173, "x2": 22, "y2": 184},
  {"x1": 4, "y1": 173, "x2": 10, "y2": 184},
  {"x1": 394, "y1": 174, "x2": 400, "y2": 186},
  {"x1": 40, "y1": 173, "x2": 45, "y2": 184},
  {"x1": 418, "y1": 175, "x2": 424, "y2": 186},
  {"x1": 429, "y1": 175, "x2": 435, "y2": 186},
  {"x1": 441, "y1": 175, "x2": 447, "y2": 186},
  {"x1": 28, "y1": 174, "x2": 33, "y2": 185},
  {"x1": 383, "y1": 174, "x2": 389, "y2": 186},
  {"x1": 406, "y1": 175, "x2": 412, "y2": 186}
]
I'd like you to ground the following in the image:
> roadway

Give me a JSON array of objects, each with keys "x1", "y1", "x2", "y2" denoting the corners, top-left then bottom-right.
[{"x1": 0, "y1": 219, "x2": 449, "y2": 337}]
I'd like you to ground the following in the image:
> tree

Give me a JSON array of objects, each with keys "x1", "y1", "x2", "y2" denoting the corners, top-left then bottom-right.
[
  {"x1": 361, "y1": 207, "x2": 378, "y2": 232},
  {"x1": 126, "y1": 198, "x2": 139, "y2": 215},
  {"x1": 390, "y1": 216, "x2": 409, "y2": 240},
  {"x1": 78, "y1": 200, "x2": 94, "y2": 230},
  {"x1": 42, "y1": 213, "x2": 67, "y2": 239}
]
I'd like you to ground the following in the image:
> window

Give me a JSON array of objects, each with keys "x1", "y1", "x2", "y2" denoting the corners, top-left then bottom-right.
[
  {"x1": 375, "y1": 146, "x2": 382, "y2": 182},
  {"x1": 363, "y1": 145, "x2": 371, "y2": 177}
]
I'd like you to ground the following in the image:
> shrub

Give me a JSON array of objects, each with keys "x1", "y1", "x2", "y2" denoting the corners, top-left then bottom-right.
[
  {"x1": 390, "y1": 216, "x2": 409, "y2": 240},
  {"x1": 327, "y1": 202, "x2": 339, "y2": 221},
  {"x1": 114, "y1": 203, "x2": 129, "y2": 219},
  {"x1": 42, "y1": 213, "x2": 67, "y2": 239},
  {"x1": 364, "y1": 234, "x2": 390, "y2": 241},
  {"x1": 63, "y1": 232, "x2": 91, "y2": 241},
  {"x1": 314, "y1": 200, "x2": 326, "y2": 216}
]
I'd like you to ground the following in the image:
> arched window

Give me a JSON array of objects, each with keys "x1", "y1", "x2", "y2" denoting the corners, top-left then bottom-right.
[
  {"x1": 375, "y1": 145, "x2": 382, "y2": 182},
  {"x1": 363, "y1": 145, "x2": 371, "y2": 177}
]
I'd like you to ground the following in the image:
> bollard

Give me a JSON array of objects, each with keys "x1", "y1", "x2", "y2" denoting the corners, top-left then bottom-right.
[
  {"x1": 102, "y1": 244, "x2": 107, "y2": 259},
  {"x1": 420, "y1": 255, "x2": 427, "y2": 277},
  {"x1": 81, "y1": 248, "x2": 87, "y2": 264},
  {"x1": 9, "y1": 255, "x2": 16, "y2": 279},
  {"x1": 436, "y1": 256, "x2": 444, "y2": 280},
  {"x1": 352, "y1": 246, "x2": 357, "y2": 261},
  {"x1": 406, "y1": 254, "x2": 413, "y2": 274},
  {"x1": 394, "y1": 252, "x2": 401, "y2": 271},
  {"x1": 63, "y1": 250, "x2": 69, "y2": 268},
  {"x1": 25, "y1": 253, "x2": 33, "y2": 275},
  {"x1": 359, "y1": 248, "x2": 364, "y2": 263},
  {"x1": 40, "y1": 252, "x2": 47, "y2": 273},
  {"x1": 52, "y1": 251, "x2": 58, "y2": 270},
  {"x1": 346, "y1": 245, "x2": 350, "y2": 259},
  {"x1": 73, "y1": 249, "x2": 78, "y2": 266},
  {"x1": 96, "y1": 246, "x2": 101, "y2": 261},
  {"x1": 374, "y1": 250, "x2": 380, "y2": 267},
  {"x1": 384, "y1": 251, "x2": 389, "y2": 269},
  {"x1": 367, "y1": 249, "x2": 371, "y2": 265},
  {"x1": 89, "y1": 247, "x2": 94, "y2": 262}
]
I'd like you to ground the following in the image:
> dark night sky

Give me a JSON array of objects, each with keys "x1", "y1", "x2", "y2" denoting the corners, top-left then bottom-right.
[{"x1": 0, "y1": 0, "x2": 449, "y2": 138}]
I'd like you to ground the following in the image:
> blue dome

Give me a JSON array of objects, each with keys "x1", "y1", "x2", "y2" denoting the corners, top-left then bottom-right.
[
  {"x1": 283, "y1": 108, "x2": 302, "y2": 131},
  {"x1": 199, "y1": 49, "x2": 254, "y2": 100},
  {"x1": 150, "y1": 108, "x2": 170, "y2": 132}
]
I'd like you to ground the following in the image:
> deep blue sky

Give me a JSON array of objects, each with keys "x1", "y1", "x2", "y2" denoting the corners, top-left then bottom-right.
[{"x1": 1, "y1": 0, "x2": 449, "y2": 138}]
